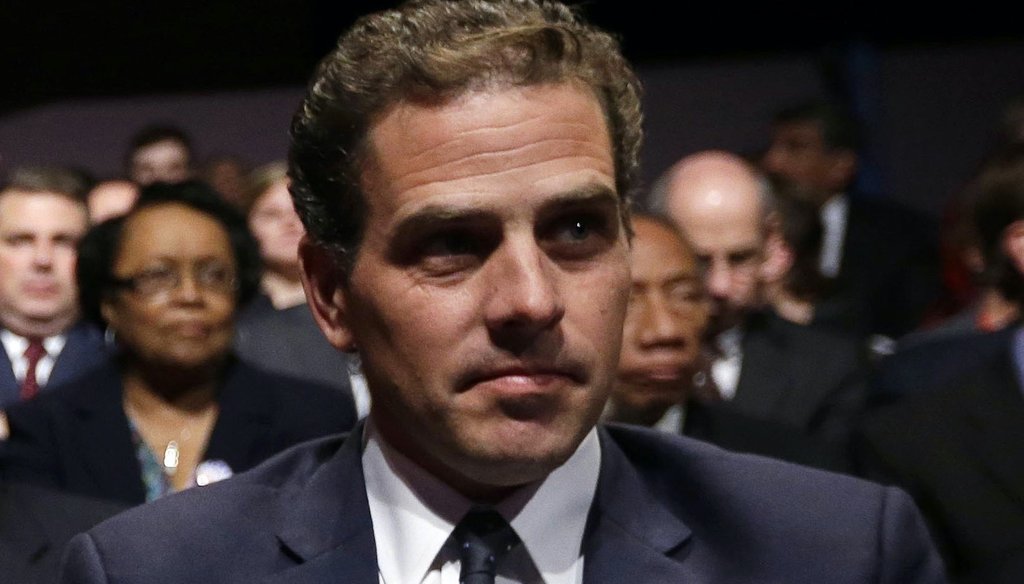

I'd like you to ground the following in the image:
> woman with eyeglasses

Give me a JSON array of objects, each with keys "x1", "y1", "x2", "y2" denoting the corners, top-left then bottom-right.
[{"x1": 0, "y1": 181, "x2": 357, "y2": 505}]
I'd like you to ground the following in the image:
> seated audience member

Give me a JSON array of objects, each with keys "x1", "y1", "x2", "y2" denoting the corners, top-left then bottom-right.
[
  {"x1": 652, "y1": 151, "x2": 868, "y2": 451},
  {"x1": 202, "y1": 155, "x2": 249, "y2": 209},
  {"x1": 762, "y1": 100, "x2": 940, "y2": 342},
  {"x1": 870, "y1": 148, "x2": 1024, "y2": 407},
  {"x1": 858, "y1": 153, "x2": 1024, "y2": 581},
  {"x1": 0, "y1": 167, "x2": 107, "y2": 409},
  {"x1": 608, "y1": 213, "x2": 846, "y2": 471},
  {"x1": 763, "y1": 180, "x2": 831, "y2": 327},
  {"x1": 86, "y1": 179, "x2": 138, "y2": 223},
  {"x1": 0, "y1": 181, "x2": 357, "y2": 505},
  {"x1": 59, "y1": 2, "x2": 943, "y2": 581},
  {"x1": 0, "y1": 481, "x2": 124, "y2": 582},
  {"x1": 125, "y1": 124, "x2": 193, "y2": 186},
  {"x1": 234, "y1": 162, "x2": 361, "y2": 408}
]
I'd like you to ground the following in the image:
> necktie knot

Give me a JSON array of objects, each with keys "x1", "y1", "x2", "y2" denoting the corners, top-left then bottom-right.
[
  {"x1": 24, "y1": 338, "x2": 46, "y2": 363},
  {"x1": 20, "y1": 338, "x2": 47, "y2": 400},
  {"x1": 453, "y1": 507, "x2": 520, "y2": 584}
]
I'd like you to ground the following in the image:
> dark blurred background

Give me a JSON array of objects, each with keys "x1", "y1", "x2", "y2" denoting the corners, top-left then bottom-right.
[{"x1": 1, "y1": 0, "x2": 1021, "y2": 214}]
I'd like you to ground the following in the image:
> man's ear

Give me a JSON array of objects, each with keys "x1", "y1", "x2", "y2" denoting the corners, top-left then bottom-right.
[
  {"x1": 299, "y1": 236, "x2": 358, "y2": 352},
  {"x1": 760, "y1": 215, "x2": 792, "y2": 284},
  {"x1": 825, "y1": 149, "x2": 857, "y2": 191},
  {"x1": 1001, "y1": 220, "x2": 1024, "y2": 276}
]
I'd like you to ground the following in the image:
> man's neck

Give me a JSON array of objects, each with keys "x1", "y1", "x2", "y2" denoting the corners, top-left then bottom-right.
[{"x1": 3, "y1": 313, "x2": 77, "y2": 339}]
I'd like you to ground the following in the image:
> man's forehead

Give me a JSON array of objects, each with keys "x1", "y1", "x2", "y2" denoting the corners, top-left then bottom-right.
[
  {"x1": 360, "y1": 83, "x2": 617, "y2": 218},
  {"x1": 0, "y1": 190, "x2": 88, "y2": 227}
]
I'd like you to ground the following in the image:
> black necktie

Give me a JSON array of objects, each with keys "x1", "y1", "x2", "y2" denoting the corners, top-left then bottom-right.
[{"x1": 453, "y1": 507, "x2": 520, "y2": 584}]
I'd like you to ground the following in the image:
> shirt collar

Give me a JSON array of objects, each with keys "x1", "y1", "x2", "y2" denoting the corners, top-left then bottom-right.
[
  {"x1": 363, "y1": 418, "x2": 601, "y2": 584},
  {"x1": 0, "y1": 329, "x2": 66, "y2": 361}
]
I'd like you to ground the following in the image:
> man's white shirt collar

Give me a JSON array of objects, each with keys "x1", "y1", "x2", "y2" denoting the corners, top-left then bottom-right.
[
  {"x1": 1, "y1": 329, "x2": 68, "y2": 386},
  {"x1": 363, "y1": 418, "x2": 600, "y2": 584}
]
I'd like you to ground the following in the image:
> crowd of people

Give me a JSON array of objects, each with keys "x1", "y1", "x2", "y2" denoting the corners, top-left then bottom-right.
[{"x1": 0, "y1": 0, "x2": 1020, "y2": 582}]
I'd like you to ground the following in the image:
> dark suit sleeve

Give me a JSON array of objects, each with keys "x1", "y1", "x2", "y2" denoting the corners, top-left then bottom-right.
[
  {"x1": 0, "y1": 398, "x2": 63, "y2": 488},
  {"x1": 60, "y1": 532, "x2": 109, "y2": 584},
  {"x1": 878, "y1": 486, "x2": 948, "y2": 583}
]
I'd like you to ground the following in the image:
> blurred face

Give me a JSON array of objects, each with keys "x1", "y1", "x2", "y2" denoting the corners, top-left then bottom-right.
[
  {"x1": 248, "y1": 178, "x2": 304, "y2": 274},
  {"x1": 87, "y1": 180, "x2": 138, "y2": 223},
  {"x1": 762, "y1": 120, "x2": 850, "y2": 198},
  {"x1": 670, "y1": 190, "x2": 765, "y2": 334},
  {"x1": 0, "y1": 191, "x2": 88, "y2": 337},
  {"x1": 102, "y1": 204, "x2": 237, "y2": 371},
  {"x1": 129, "y1": 140, "x2": 191, "y2": 186},
  {"x1": 615, "y1": 218, "x2": 707, "y2": 415},
  {"x1": 303, "y1": 83, "x2": 630, "y2": 498}
]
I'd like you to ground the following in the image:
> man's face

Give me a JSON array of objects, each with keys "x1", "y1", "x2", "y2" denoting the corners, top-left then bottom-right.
[
  {"x1": 615, "y1": 218, "x2": 707, "y2": 415},
  {"x1": 0, "y1": 191, "x2": 89, "y2": 337},
  {"x1": 305, "y1": 83, "x2": 630, "y2": 498},
  {"x1": 129, "y1": 139, "x2": 191, "y2": 186},
  {"x1": 762, "y1": 120, "x2": 850, "y2": 198},
  {"x1": 668, "y1": 190, "x2": 765, "y2": 334}
]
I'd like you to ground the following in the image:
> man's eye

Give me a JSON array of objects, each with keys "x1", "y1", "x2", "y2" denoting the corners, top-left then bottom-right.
[
  {"x1": 422, "y1": 231, "x2": 478, "y2": 258},
  {"x1": 544, "y1": 212, "x2": 615, "y2": 259}
]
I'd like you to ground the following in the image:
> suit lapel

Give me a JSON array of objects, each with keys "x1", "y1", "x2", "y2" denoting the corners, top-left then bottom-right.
[
  {"x1": 67, "y1": 367, "x2": 147, "y2": 503},
  {"x1": 583, "y1": 427, "x2": 692, "y2": 583},
  {"x1": 261, "y1": 423, "x2": 378, "y2": 583},
  {"x1": 0, "y1": 339, "x2": 18, "y2": 406},
  {"x1": 47, "y1": 322, "x2": 106, "y2": 389},
  {"x1": 961, "y1": 349, "x2": 1024, "y2": 503},
  {"x1": 733, "y1": 316, "x2": 791, "y2": 420},
  {"x1": 202, "y1": 362, "x2": 271, "y2": 472}
]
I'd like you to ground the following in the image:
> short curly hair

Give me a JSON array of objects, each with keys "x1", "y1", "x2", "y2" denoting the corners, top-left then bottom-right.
[
  {"x1": 77, "y1": 180, "x2": 262, "y2": 326},
  {"x1": 289, "y1": 0, "x2": 642, "y2": 270}
]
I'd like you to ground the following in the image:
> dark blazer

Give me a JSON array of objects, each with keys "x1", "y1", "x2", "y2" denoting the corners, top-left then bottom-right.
[
  {"x1": 61, "y1": 424, "x2": 945, "y2": 583},
  {"x1": 0, "y1": 322, "x2": 108, "y2": 408},
  {"x1": 731, "y1": 311, "x2": 867, "y2": 449},
  {"x1": 0, "y1": 482, "x2": 124, "y2": 584},
  {"x1": 0, "y1": 358, "x2": 357, "y2": 505},
  {"x1": 867, "y1": 326, "x2": 1014, "y2": 409},
  {"x1": 859, "y1": 341, "x2": 1024, "y2": 583},
  {"x1": 814, "y1": 196, "x2": 940, "y2": 340},
  {"x1": 235, "y1": 294, "x2": 356, "y2": 395},
  {"x1": 683, "y1": 401, "x2": 849, "y2": 473}
]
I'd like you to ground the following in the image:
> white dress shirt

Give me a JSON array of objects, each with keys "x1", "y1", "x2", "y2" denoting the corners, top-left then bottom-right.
[
  {"x1": 711, "y1": 326, "x2": 743, "y2": 400},
  {"x1": 818, "y1": 193, "x2": 849, "y2": 279},
  {"x1": 1, "y1": 330, "x2": 67, "y2": 387},
  {"x1": 363, "y1": 418, "x2": 600, "y2": 584}
]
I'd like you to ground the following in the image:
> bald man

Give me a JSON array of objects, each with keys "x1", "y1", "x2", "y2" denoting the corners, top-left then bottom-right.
[
  {"x1": 608, "y1": 213, "x2": 847, "y2": 471},
  {"x1": 652, "y1": 151, "x2": 867, "y2": 452}
]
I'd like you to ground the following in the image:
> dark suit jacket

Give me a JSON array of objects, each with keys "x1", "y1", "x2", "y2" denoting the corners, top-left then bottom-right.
[
  {"x1": 0, "y1": 482, "x2": 124, "y2": 584},
  {"x1": 867, "y1": 326, "x2": 1014, "y2": 409},
  {"x1": 814, "y1": 196, "x2": 940, "y2": 340},
  {"x1": 859, "y1": 342, "x2": 1024, "y2": 583},
  {"x1": 0, "y1": 322, "x2": 108, "y2": 408},
  {"x1": 731, "y1": 311, "x2": 867, "y2": 449},
  {"x1": 235, "y1": 294, "x2": 355, "y2": 395},
  {"x1": 61, "y1": 424, "x2": 945, "y2": 583},
  {"x1": 683, "y1": 401, "x2": 849, "y2": 473},
  {"x1": 0, "y1": 358, "x2": 357, "y2": 505}
]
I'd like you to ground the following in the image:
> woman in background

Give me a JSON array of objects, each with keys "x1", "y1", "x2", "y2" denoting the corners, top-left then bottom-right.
[
  {"x1": 234, "y1": 162, "x2": 367, "y2": 415},
  {"x1": 0, "y1": 181, "x2": 356, "y2": 504}
]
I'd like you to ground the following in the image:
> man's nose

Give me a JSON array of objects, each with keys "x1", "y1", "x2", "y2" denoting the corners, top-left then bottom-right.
[
  {"x1": 637, "y1": 294, "x2": 686, "y2": 347},
  {"x1": 705, "y1": 259, "x2": 732, "y2": 299},
  {"x1": 31, "y1": 241, "x2": 55, "y2": 268},
  {"x1": 484, "y1": 238, "x2": 565, "y2": 343}
]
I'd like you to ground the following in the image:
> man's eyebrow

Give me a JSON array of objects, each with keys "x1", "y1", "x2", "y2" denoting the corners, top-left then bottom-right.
[
  {"x1": 537, "y1": 184, "x2": 620, "y2": 214},
  {"x1": 391, "y1": 183, "x2": 621, "y2": 238}
]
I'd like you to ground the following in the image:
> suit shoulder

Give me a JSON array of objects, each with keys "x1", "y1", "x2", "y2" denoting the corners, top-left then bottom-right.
[
  {"x1": 89, "y1": 432, "x2": 348, "y2": 536},
  {"x1": 604, "y1": 423, "x2": 899, "y2": 524}
]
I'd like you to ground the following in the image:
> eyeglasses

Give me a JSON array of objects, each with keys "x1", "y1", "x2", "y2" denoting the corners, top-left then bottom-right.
[{"x1": 110, "y1": 261, "x2": 238, "y2": 298}]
